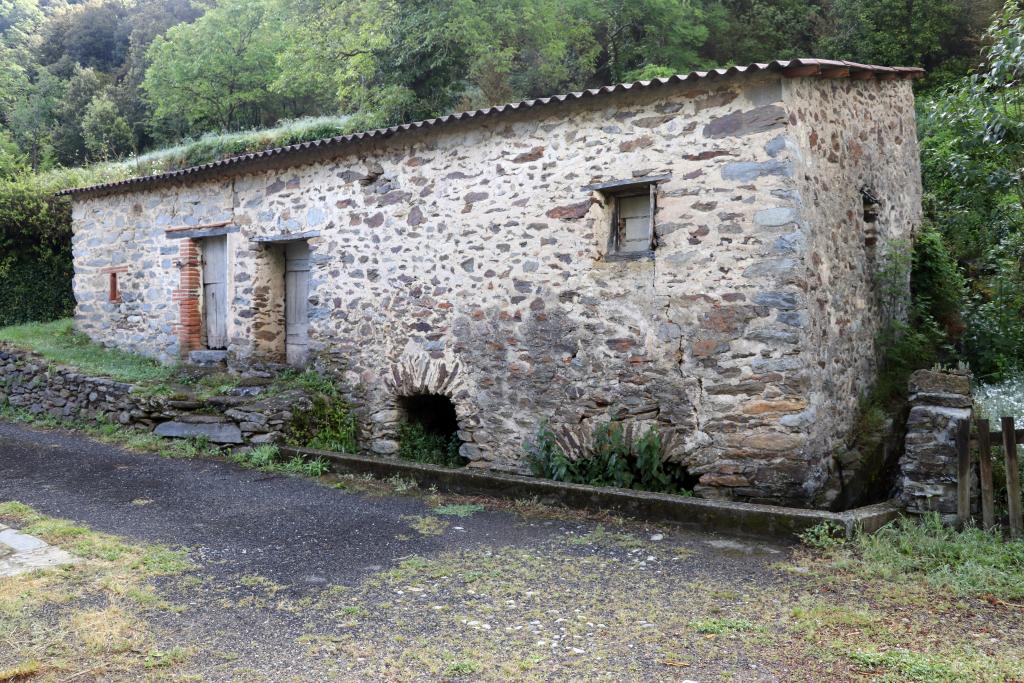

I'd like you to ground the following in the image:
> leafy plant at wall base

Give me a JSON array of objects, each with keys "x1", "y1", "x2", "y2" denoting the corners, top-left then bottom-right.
[
  {"x1": 525, "y1": 424, "x2": 574, "y2": 481},
  {"x1": 798, "y1": 521, "x2": 847, "y2": 550},
  {"x1": 526, "y1": 421, "x2": 693, "y2": 495},
  {"x1": 230, "y1": 444, "x2": 330, "y2": 477},
  {"x1": 397, "y1": 422, "x2": 466, "y2": 468},
  {"x1": 285, "y1": 395, "x2": 358, "y2": 453}
]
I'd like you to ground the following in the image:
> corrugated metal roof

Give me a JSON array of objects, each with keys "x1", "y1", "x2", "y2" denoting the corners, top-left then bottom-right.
[{"x1": 59, "y1": 59, "x2": 924, "y2": 198}]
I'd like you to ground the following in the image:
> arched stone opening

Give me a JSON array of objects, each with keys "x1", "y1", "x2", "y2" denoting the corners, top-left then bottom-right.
[
  {"x1": 398, "y1": 393, "x2": 460, "y2": 439},
  {"x1": 396, "y1": 393, "x2": 467, "y2": 467}
]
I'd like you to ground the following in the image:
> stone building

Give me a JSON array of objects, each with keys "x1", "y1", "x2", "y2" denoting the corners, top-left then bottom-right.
[{"x1": 63, "y1": 59, "x2": 924, "y2": 507}]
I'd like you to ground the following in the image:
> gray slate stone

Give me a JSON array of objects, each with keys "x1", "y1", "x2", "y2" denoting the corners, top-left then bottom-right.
[{"x1": 155, "y1": 421, "x2": 243, "y2": 444}]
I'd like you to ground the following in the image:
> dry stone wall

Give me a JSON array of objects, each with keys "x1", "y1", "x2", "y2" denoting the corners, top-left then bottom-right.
[
  {"x1": 0, "y1": 345, "x2": 307, "y2": 445},
  {"x1": 70, "y1": 72, "x2": 921, "y2": 506},
  {"x1": 899, "y1": 368, "x2": 973, "y2": 521}
]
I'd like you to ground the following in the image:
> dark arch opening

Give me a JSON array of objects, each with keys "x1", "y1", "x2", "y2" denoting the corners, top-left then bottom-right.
[{"x1": 397, "y1": 394, "x2": 466, "y2": 467}]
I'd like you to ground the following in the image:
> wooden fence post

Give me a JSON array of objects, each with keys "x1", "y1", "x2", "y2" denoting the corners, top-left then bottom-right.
[
  {"x1": 977, "y1": 418, "x2": 995, "y2": 531},
  {"x1": 1001, "y1": 416, "x2": 1023, "y2": 538},
  {"x1": 956, "y1": 418, "x2": 972, "y2": 527}
]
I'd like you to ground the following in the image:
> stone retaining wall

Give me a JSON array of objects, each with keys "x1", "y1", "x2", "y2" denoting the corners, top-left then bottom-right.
[
  {"x1": 898, "y1": 368, "x2": 973, "y2": 521},
  {"x1": 0, "y1": 345, "x2": 308, "y2": 445}
]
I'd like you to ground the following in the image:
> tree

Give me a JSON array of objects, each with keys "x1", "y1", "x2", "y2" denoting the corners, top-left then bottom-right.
[
  {"x1": 0, "y1": 130, "x2": 27, "y2": 180},
  {"x1": 6, "y1": 69, "x2": 64, "y2": 169},
  {"x1": 701, "y1": 0, "x2": 819, "y2": 66},
  {"x1": 113, "y1": 0, "x2": 204, "y2": 150},
  {"x1": 143, "y1": 0, "x2": 307, "y2": 137},
  {"x1": 817, "y1": 0, "x2": 995, "y2": 73},
  {"x1": 81, "y1": 92, "x2": 131, "y2": 160},
  {"x1": 50, "y1": 64, "x2": 106, "y2": 165},
  {"x1": 918, "y1": 0, "x2": 1024, "y2": 378},
  {"x1": 36, "y1": 0, "x2": 130, "y2": 76}
]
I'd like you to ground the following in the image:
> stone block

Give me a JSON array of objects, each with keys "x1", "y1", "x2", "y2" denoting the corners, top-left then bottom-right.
[
  {"x1": 154, "y1": 421, "x2": 242, "y2": 444},
  {"x1": 908, "y1": 369, "x2": 970, "y2": 397}
]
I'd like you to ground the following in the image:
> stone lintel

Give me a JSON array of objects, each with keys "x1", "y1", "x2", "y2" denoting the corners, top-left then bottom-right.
[
  {"x1": 250, "y1": 230, "x2": 321, "y2": 244},
  {"x1": 582, "y1": 174, "x2": 671, "y2": 193},
  {"x1": 165, "y1": 225, "x2": 239, "y2": 240}
]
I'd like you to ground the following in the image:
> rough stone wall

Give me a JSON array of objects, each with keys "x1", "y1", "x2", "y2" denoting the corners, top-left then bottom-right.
[
  {"x1": 786, "y1": 77, "x2": 923, "y2": 504},
  {"x1": 71, "y1": 73, "x2": 921, "y2": 506},
  {"x1": 899, "y1": 369, "x2": 973, "y2": 521},
  {"x1": 0, "y1": 345, "x2": 306, "y2": 445}
]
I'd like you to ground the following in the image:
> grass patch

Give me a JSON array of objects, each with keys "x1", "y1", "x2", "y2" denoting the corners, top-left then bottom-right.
[
  {"x1": 0, "y1": 503, "x2": 195, "y2": 679},
  {"x1": 401, "y1": 514, "x2": 448, "y2": 536},
  {"x1": 433, "y1": 504, "x2": 485, "y2": 518},
  {"x1": 807, "y1": 513, "x2": 1024, "y2": 601},
  {"x1": 566, "y1": 524, "x2": 646, "y2": 550},
  {"x1": 0, "y1": 319, "x2": 176, "y2": 385},
  {"x1": 0, "y1": 402, "x2": 221, "y2": 460},
  {"x1": 0, "y1": 660, "x2": 41, "y2": 682},
  {"x1": 230, "y1": 444, "x2": 331, "y2": 477},
  {"x1": 397, "y1": 422, "x2": 465, "y2": 468},
  {"x1": 689, "y1": 617, "x2": 755, "y2": 635}
]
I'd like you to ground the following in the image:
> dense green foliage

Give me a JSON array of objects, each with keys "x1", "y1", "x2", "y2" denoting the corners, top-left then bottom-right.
[
  {"x1": 0, "y1": 0, "x2": 997, "y2": 169},
  {"x1": 915, "y1": 1, "x2": 1024, "y2": 381},
  {"x1": 397, "y1": 422, "x2": 466, "y2": 468},
  {"x1": 0, "y1": 178, "x2": 73, "y2": 325},
  {"x1": 286, "y1": 394, "x2": 360, "y2": 453},
  {"x1": 526, "y1": 422, "x2": 693, "y2": 494}
]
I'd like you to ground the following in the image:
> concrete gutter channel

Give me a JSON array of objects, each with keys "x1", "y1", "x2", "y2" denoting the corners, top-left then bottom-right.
[{"x1": 280, "y1": 446, "x2": 901, "y2": 541}]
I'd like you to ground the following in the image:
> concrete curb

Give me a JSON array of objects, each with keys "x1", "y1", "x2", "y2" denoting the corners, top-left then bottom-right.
[{"x1": 279, "y1": 446, "x2": 902, "y2": 540}]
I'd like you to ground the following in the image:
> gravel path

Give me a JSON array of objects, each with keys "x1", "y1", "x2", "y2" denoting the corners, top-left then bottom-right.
[{"x1": 0, "y1": 420, "x2": 810, "y2": 681}]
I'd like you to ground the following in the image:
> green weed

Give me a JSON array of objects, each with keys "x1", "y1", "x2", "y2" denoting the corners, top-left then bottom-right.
[
  {"x1": 433, "y1": 504, "x2": 485, "y2": 518},
  {"x1": 286, "y1": 395, "x2": 359, "y2": 453},
  {"x1": 397, "y1": 422, "x2": 465, "y2": 468},
  {"x1": 689, "y1": 617, "x2": 755, "y2": 635},
  {"x1": 230, "y1": 444, "x2": 331, "y2": 477},
  {"x1": 798, "y1": 521, "x2": 847, "y2": 550}
]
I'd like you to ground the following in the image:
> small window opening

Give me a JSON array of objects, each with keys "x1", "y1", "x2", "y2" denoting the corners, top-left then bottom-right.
[
  {"x1": 861, "y1": 187, "x2": 881, "y2": 249},
  {"x1": 861, "y1": 187, "x2": 880, "y2": 224},
  {"x1": 108, "y1": 273, "x2": 120, "y2": 302},
  {"x1": 397, "y1": 394, "x2": 467, "y2": 467},
  {"x1": 609, "y1": 186, "x2": 656, "y2": 258}
]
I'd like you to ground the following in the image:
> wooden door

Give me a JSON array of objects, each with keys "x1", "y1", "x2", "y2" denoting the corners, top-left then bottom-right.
[
  {"x1": 285, "y1": 241, "x2": 310, "y2": 366},
  {"x1": 202, "y1": 236, "x2": 228, "y2": 350}
]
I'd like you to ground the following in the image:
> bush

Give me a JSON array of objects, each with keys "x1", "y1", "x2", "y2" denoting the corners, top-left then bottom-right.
[
  {"x1": 525, "y1": 421, "x2": 693, "y2": 495},
  {"x1": 0, "y1": 177, "x2": 73, "y2": 326},
  {"x1": 286, "y1": 394, "x2": 359, "y2": 453},
  {"x1": 397, "y1": 422, "x2": 465, "y2": 468}
]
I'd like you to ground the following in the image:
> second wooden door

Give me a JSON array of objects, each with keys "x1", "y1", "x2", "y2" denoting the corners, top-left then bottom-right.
[{"x1": 285, "y1": 241, "x2": 310, "y2": 366}]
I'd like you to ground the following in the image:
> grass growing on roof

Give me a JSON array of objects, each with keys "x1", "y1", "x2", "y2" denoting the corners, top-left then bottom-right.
[
  {"x1": 0, "y1": 318, "x2": 176, "y2": 385},
  {"x1": 32, "y1": 115, "x2": 358, "y2": 195}
]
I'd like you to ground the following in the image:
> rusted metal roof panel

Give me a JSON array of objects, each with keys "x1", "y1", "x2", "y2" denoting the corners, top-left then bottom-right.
[{"x1": 59, "y1": 59, "x2": 924, "y2": 198}]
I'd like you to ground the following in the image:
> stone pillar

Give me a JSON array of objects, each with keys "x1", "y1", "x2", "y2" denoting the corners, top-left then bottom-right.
[
  {"x1": 898, "y1": 368, "x2": 972, "y2": 522},
  {"x1": 173, "y1": 239, "x2": 202, "y2": 356}
]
